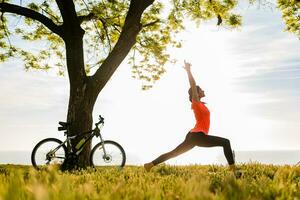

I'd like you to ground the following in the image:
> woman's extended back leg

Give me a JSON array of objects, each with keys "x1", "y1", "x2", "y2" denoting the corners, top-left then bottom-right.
[{"x1": 151, "y1": 133, "x2": 195, "y2": 165}]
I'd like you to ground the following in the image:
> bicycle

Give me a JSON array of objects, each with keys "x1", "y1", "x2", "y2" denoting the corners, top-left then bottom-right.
[{"x1": 31, "y1": 115, "x2": 126, "y2": 170}]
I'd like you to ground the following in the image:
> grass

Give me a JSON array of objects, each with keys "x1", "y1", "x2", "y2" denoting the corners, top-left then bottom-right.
[{"x1": 0, "y1": 164, "x2": 299, "y2": 200}]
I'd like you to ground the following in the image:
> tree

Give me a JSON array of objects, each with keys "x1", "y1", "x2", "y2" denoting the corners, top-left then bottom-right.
[{"x1": 0, "y1": 0, "x2": 241, "y2": 169}]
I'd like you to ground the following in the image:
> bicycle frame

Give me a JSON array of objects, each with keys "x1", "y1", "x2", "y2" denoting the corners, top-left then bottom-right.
[{"x1": 51, "y1": 122, "x2": 107, "y2": 157}]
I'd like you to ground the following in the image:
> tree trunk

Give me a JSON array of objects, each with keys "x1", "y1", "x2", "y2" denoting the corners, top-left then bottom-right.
[
  {"x1": 62, "y1": 28, "x2": 98, "y2": 169},
  {"x1": 63, "y1": 74, "x2": 98, "y2": 170},
  {"x1": 66, "y1": 82, "x2": 95, "y2": 168}
]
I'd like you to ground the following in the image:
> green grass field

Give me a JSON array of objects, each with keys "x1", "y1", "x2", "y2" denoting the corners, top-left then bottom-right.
[{"x1": 0, "y1": 164, "x2": 299, "y2": 200}]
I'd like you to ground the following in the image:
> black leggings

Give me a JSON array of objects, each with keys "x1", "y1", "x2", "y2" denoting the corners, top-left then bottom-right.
[{"x1": 152, "y1": 132, "x2": 235, "y2": 165}]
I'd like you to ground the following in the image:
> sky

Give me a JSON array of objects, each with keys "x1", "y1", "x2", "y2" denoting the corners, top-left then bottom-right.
[{"x1": 0, "y1": 1, "x2": 300, "y2": 165}]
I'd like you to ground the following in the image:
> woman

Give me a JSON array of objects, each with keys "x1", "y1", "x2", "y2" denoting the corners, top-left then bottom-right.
[{"x1": 144, "y1": 60, "x2": 240, "y2": 177}]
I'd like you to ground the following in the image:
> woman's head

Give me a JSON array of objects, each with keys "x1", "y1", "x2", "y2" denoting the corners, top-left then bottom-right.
[{"x1": 188, "y1": 86, "x2": 205, "y2": 102}]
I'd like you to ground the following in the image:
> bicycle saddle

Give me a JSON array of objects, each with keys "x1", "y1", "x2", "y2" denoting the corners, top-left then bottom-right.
[{"x1": 58, "y1": 121, "x2": 70, "y2": 131}]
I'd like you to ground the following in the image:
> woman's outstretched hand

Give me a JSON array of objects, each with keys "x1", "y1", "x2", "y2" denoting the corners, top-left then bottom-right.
[{"x1": 183, "y1": 60, "x2": 191, "y2": 71}]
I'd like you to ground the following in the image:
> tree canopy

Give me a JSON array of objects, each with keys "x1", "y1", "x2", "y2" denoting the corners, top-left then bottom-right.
[
  {"x1": 277, "y1": 0, "x2": 300, "y2": 38},
  {"x1": 0, "y1": 0, "x2": 242, "y2": 89},
  {"x1": 0, "y1": 1, "x2": 299, "y2": 89}
]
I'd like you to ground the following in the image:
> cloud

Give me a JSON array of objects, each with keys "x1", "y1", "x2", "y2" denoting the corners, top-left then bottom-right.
[
  {"x1": 0, "y1": 62, "x2": 68, "y2": 110},
  {"x1": 225, "y1": 8, "x2": 300, "y2": 93}
]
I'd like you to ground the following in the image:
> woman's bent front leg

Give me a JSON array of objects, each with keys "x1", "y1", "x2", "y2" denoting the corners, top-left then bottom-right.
[{"x1": 193, "y1": 133, "x2": 235, "y2": 165}]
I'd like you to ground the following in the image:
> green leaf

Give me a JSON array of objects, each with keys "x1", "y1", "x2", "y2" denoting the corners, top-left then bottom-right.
[{"x1": 27, "y1": 3, "x2": 40, "y2": 12}]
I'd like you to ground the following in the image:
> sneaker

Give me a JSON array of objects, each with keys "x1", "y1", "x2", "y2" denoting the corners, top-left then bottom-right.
[
  {"x1": 234, "y1": 170, "x2": 242, "y2": 179},
  {"x1": 144, "y1": 162, "x2": 154, "y2": 172},
  {"x1": 229, "y1": 164, "x2": 243, "y2": 179}
]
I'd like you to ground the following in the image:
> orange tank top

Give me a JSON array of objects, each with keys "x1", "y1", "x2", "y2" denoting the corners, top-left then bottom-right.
[{"x1": 190, "y1": 99, "x2": 210, "y2": 134}]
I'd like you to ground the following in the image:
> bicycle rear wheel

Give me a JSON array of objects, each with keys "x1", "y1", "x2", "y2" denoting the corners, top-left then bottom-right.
[
  {"x1": 90, "y1": 140, "x2": 126, "y2": 168},
  {"x1": 31, "y1": 138, "x2": 67, "y2": 170}
]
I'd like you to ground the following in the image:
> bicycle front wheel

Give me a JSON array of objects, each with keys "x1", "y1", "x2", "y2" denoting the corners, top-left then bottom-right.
[
  {"x1": 31, "y1": 138, "x2": 67, "y2": 170},
  {"x1": 90, "y1": 140, "x2": 126, "y2": 168}
]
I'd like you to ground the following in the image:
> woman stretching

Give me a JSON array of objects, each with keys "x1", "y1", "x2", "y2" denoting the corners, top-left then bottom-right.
[{"x1": 144, "y1": 60, "x2": 240, "y2": 177}]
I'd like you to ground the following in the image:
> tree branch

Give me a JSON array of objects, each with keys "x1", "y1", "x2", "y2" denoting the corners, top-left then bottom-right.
[
  {"x1": 0, "y1": 2, "x2": 62, "y2": 36},
  {"x1": 142, "y1": 19, "x2": 160, "y2": 28},
  {"x1": 99, "y1": 18, "x2": 112, "y2": 51},
  {"x1": 55, "y1": 0, "x2": 81, "y2": 31},
  {"x1": 91, "y1": 0, "x2": 155, "y2": 93},
  {"x1": 78, "y1": 12, "x2": 95, "y2": 24},
  {"x1": 112, "y1": 23, "x2": 121, "y2": 33},
  {"x1": 40, "y1": 7, "x2": 61, "y2": 24}
]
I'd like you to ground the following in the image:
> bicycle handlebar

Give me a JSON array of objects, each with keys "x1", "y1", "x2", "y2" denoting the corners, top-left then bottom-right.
[
  {"x1": 95, "y1": 115, "x2": 104, "y2": 126},
  {"x1": 99, "y1": 115, "x2": 104, "y2": 123}
]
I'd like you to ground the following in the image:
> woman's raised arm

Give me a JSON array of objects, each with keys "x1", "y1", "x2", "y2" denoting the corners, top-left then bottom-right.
[{"x1": 184, "y1": 60, "x2": 199, "y2": 102}]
